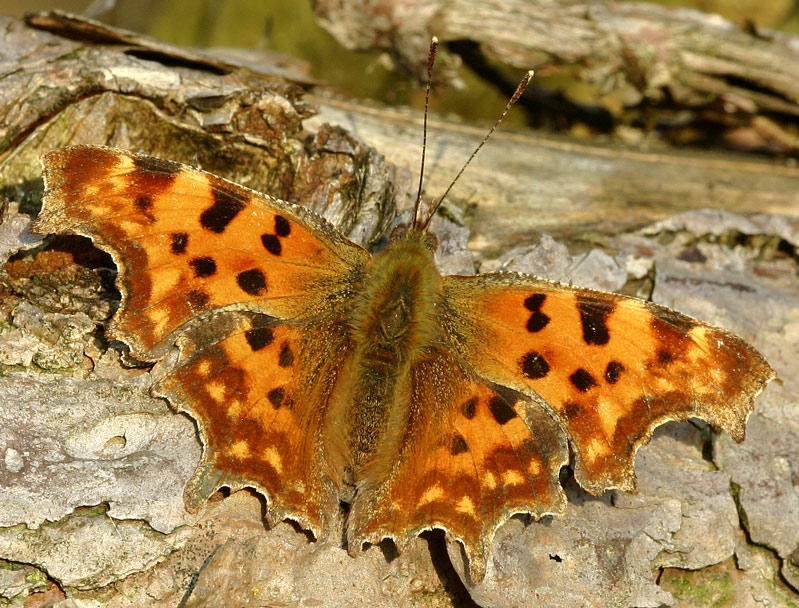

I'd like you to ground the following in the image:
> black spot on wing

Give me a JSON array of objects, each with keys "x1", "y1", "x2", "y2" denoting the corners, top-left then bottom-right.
[
  {"x1": 261, "y1": 233, "x2": 282, "y2": 256},
  {"x1": 461, "y1": 398, "x2": 476, "y2": 419},
  {"x1": 520, "y1": 351, "x2": 550, "y2": 379},
  {"x1": 526, "y1": 312, "x2": 550, "y2": 332},
  {"x1": 450, "y1": 435, "x2": 469, "y2": 455},
  {"x1": 134, "y1": 195, "x2": 151, "y2": 210},
  {"x1": 236, "y1": 269, "x2": 267, "y2": 295},
  {"x1": 569, "y1": 368, "x2": 597, "y2": 392},
  {"x1": 187, "y1": 289, "x2": 208, "y2": 309},
  {"x1": 278, "y1": 343, "x2": 294, "y2": 367},
  {"x1": 267, "y1": 388, "x2": 285, "y2": 408},
  {"x1": 524, "y1": 291, "x2": 550, "y2": 335},
  {"x1": 200, "y1": 189, "x2": 245, "y2": 233},
  {"x1": 134, "y1": 195, "x2": 155, "y2": 222},
  {"x1": 245, "y1": 327, "x2": 274, "y2": 351},
  {"x1": 577, "y1": 295, "x2": 614, "y2": 345},
  {"x1": 488, "y1": 395, "x2": 517, "y2": 425},
  {"x1": 657, "y1": 349, "x2": 674, "y2": 364},
  {"x1": 190, "y1": 256, "x2": 217, "y2": 278},
  {"x1": 274, "y1": 215, "x2": 291, "y2": 237},
  {"x1": 524, "y1": 293, "x2": 546, "y2": 311},
  {"x1": 261, "y1": 214, "x2": 292, "y2": 255},
  {"x1": 604, "y1": 360, "x2": 625, "y2": 384},
  {"x1": 170, "y1": 232, "x2": 188, "y2": 254}
]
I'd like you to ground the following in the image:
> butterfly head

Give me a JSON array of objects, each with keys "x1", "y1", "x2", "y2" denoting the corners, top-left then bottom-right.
[{"x1": 390, "y1": 222, "x2": 438, "y2": 252}]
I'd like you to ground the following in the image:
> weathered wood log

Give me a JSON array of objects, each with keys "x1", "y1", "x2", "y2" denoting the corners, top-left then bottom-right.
[
  {"x1": 308, "y1": 94, "x2": 799, "y2": 255},
  {"x1": 315, "y1": 0, "x2": 799, "y2": 150}
]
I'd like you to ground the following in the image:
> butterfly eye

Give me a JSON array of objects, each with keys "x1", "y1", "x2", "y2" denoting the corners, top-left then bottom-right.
[
  {"x1": 389, "y1": 225, "x2": 407, "y2": 241},
  {"x1": 423, "y1": 232, "x2": 438, "y2": 253}
]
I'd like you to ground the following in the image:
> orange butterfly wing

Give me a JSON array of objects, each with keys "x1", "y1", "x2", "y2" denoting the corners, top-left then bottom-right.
[
  {"x1": 36, "y1": 145, "x2": 368, "y2": 359},
  {"x1": 35, "y1": 145, "x2": 368, "y2": 536},
  {"x1": 347, "y1": 348, "x2": 568, "y2": 581},
  {"x1": 441, "y1": 273, "x2": 775, "y2": 493},
  {"x1": 349, "y1": 271, "x2": 772, "y2": 582},
  {"x1": 154, "y1": 310, "x2": 350, "y2": 533}
]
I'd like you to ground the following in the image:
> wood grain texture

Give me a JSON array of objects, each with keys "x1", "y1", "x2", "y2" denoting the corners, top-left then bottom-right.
[
  {"x1": 314, "y1": 0, "x2": 799, "y2": 117},
  {"x1": 308, "y1": 96, "x2": 799, "y2": 253}
]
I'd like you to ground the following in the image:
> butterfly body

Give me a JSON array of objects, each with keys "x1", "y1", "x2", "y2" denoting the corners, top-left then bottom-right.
[
  {"x1": 337, "y1": 230, "x2": 441, "y2": 466},
  {"x1": 33, "y1": 145, "x2": 774, "y2": 582}
]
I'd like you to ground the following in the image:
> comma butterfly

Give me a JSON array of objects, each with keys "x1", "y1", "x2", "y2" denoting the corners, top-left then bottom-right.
[{"x1": 31, "y1": 48, "x2": 774, "y2": 582}]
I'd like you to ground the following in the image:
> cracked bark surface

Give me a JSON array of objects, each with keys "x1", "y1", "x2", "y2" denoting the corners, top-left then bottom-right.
[{"x1": 0, "y1": 10, "x2": 797, "y2": 608}]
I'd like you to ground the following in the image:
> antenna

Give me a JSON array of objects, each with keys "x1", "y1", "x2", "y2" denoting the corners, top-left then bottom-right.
[
  {"x1": 411, "y1": 36, "x2": 439, "y2": 230},
  {"x1": 419, "y1": 69, "x2": 534, "y2": 232}
]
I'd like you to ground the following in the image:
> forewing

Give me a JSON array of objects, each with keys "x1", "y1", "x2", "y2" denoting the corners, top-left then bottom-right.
[
  {"x1": 35, "y1": 145, "x2": 368, "y2": 359},
  {"x1": 442, "y1": 274, "x2": 774, "y2": 493},
  {"x1": 347, "y1": 349, "x2": 568, "y2": 582}
]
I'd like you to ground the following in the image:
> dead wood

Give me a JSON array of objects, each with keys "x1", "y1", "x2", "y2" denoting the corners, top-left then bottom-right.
[{"x1": 315, "y1": 0, "x2": 799, "y2": 150}]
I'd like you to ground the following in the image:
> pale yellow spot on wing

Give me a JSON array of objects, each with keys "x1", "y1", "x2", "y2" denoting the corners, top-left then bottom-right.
[
  {"x1": 686, "y1": 326, "x2": 716, "y2": 365},
  {"x1": 689, "y1": 325, "x2": 711, "y2": 345},
  {"x1": 152, "y1": 267, "x2": 184, "y2": 298},
  {"x1": 230, "y1": 440, "x2": 250, "y2": 460},
  {"x1": 195, "y1": 360, "x2": 212, "y2": 376},
  {"x1": 527, "y1": 458, "x2": 541, "y2": 477},
  {"x1": 116, "y1": 154, "x2": 135, "y2": 173},
  {"x1": 596, "y1": 400, "x2": 621, "y2": 440},
  {"x1": 83, "y1": 186, "x2": 102, "y2": 201},
  {"x1": 263, "y1": 447, "x2": 283, "y2": 474},
  {"x1": 483, "y1": 471, "x2": 497, "y2": 490},
  {"x1": 417, "y1": 485, "x2": 444, "y2": 508},
  {"x1": 504, "y1": 417, "x2": 528, "y2": 437},
  {"x1": 684, "y1": 347, "x2": 706, "y2": 368},
  {"x1": 652, "y1": 376, "x2": 675, "y2": 391},
  {"x1": 119, "y1": 220, "x2": 141, "y2": 234},
  {"x1": 227, "y1": 399, "x2": 243, "y2": 418},
  {"x1": 585, "y1": 437, "x2": 609, "y2": 462},
  {"x1": 502, "y1": 470, "x2": 525, "y2": 487},
  {"x1": 207, "y1": 380, "x2": 226, "y2": 402},
  {"x1": 456, "y1": 495, "x2": 477, "y2": 516},
  {"x1": 148, "y1": 306, "x2": 171, "y2": 336}
]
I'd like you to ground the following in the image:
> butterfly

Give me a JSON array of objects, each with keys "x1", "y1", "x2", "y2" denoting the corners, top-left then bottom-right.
[{"x1": 31, "y1": 140, "x2": 774, "y2": 582}]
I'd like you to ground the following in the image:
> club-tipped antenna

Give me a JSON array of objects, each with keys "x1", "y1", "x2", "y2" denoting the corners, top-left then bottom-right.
[
  {"x1": 419, "y1": 69, "x2": 534, "y2": 232},
  {"x1": 412, "y1": 36, "x2": 439, "y2": 229}
]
